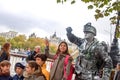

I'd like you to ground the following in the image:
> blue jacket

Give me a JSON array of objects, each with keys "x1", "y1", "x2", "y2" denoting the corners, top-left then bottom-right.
[
  {"x1": 0, "y1": 76, "x2": 13, "y2": 80},
  {"x1": 13, "y1": 74, "x2": 24, "y2": 80}
]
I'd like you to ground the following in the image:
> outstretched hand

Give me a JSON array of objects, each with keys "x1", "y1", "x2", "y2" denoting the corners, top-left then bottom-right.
[
  {"x1": 45, "y1": 38, "x2": 49, "y2": 47},
  {"x1": 66, "y1": 27, "x2": 72, "y2": 33}
]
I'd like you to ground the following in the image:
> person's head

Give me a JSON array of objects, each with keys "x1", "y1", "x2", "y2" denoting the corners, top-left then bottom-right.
[
  {"x1": 56, "y1": 41, "x2": 69, "y2": 55},
  {"x1": 34, "y1": 46, "x2": 41, "y2": 53},
  {"x1": 116, "y1": 63, "x2": 120, "y2": 70},
  {"x1": 15, "y1": 62, "x2": 25, "y2": 76},
  {"x1": 27, "y1": 48, "x2": 31, "y2": 51},
  {"x1": 35, "y1": 54, "x2": 47, "y2": 66},
  {"x1": 0, "y1": 60, "x2": 11, "y2": 73},
  {"x1": 2, "y1": 42, "x2": 11, "y2": 51},
  {"x1": 0, "y1": 42, "x2": 11, "y2": 57},
  {"x1": 2, "y1": 42, "x2": 11, "y2": 54},
  {"x1": 25, "y1": 61, "x2": 39, "y2": 75},
  {"x1": 83, "y1": 22, "x2": 96, "y2": 39}
]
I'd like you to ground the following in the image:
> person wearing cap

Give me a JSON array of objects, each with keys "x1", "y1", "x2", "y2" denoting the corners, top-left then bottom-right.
[
  {"x1": 13, "y1": 62, "x2": 25, "y2": 80},
  {"x1": 66, "y1": 22, "x2": 113, "y2": 80}
]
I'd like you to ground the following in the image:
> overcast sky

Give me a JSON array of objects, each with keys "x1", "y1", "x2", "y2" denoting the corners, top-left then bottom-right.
[{"x1": 0, "y1": 0, "x2": 119, "y2": 45}]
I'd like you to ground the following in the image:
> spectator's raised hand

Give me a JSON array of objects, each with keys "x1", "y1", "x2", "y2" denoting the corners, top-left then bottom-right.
[{"x1": 45, "y1": 38, "x2": 49, "y2": 47}]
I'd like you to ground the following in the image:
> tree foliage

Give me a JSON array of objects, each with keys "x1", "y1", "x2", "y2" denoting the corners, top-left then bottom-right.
[
  {"x1": 57, "y1": 0, "x2": 120, "y2": 38},
  {"x1": 0, "y1": 36, "x2": 6, "y2": 46},
  {"x1": 0, "y1": 35, "x2": 58, "y2": 54},
  {"x1": 11, "y1": 35, "x2": 26, "y2": 48},
  {"x1": 57, "y1": 0, "x2": 120, "y2": 20}
]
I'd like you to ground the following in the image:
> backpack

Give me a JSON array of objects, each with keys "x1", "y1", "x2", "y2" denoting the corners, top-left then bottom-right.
[{"x1": 64, "y1": 55, "x2": 75, "y2": 80}]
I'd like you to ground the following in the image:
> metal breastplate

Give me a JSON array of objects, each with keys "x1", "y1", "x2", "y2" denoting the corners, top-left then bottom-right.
[{"x1": 77, "y1": 40, "x2": 99, "y2": 71}]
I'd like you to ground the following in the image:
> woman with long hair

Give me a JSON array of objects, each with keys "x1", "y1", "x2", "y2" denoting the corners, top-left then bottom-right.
[
  {"x1": 45, "y1": 39, "x2": 74, "y2": 80},
  {"x1": 0, "y1": 42, "x2": 11, "y2": 62},
  {"x1": 23, "y1": 61, "x2": 46, "y2": 80}
]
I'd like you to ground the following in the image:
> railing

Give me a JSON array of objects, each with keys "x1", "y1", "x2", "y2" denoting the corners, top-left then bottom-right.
[
  {"x1": 10, "y1": 53, "x2": 75, "y2": 80},
  {"x1": 10, "y1": 53, "x2": 53, "y2": 76}
]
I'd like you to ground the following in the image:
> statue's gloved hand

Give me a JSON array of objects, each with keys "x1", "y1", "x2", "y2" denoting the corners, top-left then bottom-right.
[{"x1": 66, "y1": 27, "x2": 72, "y2": 33}]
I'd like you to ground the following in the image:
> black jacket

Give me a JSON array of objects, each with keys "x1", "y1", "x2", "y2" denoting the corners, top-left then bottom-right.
[
  {"x1": 0, "y1": 51, "x2": 9, "y2": 62},
  {"x1": 13, "y1": 74, "x2": 24, "y2": 80},
  {"x1": 26, "y1": 51, "x2": 37, "y2": 61}
]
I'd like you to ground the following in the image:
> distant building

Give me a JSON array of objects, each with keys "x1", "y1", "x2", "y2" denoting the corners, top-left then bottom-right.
[
  {"x1": 49, "y1": 32, "x2": 62, "y2": 45},
  {"x1": 29, "y1": 33, "x2": 36, "y2": 38},
  {"x1": 0, "y1": 31, "x2": 18, "y2": 39}
]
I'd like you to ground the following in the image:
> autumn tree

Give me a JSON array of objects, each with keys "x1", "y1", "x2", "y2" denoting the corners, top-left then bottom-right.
[
  {"x1": 0, "y1": 36, "x2": 6, "y2": 46},
  {"x1": 11, "y1": 35, "x2": 26, "y2": 49},
  {"x1": 57, "y1": 0, "x2": 120, "y2": 38}
]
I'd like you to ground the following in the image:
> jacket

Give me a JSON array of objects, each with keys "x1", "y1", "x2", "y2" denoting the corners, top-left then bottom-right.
[
  {"x1": 26, "y1": 51, "x2": 37, "y2": 61},
  {"x1": 0, "y1": 71, "x2": 12, "y2": 80},
  {"x1": 41, "y1": 63, "x2": 50, "y2": 80},
  {"x1": 0, "y1": 50, "x2": 9, "y2": 62},
  {"x1": 113, "y1": 70, "x2": 120, "y2": 80},
  {"x1": 66, "y1": 32, "x2": 113, "y2": 80},
  {"x1": 110, "y1": 69, "x2": 115, "y2": 80},
  {"x1": 23, "y1": 70, "x2": 46, "y2": 80},
  {"x1": 45, "y1": 47, "x2": 73, "y2": 80},
  {"x1": 13, "y1": 74, "x2": 24, "y2": 80}
]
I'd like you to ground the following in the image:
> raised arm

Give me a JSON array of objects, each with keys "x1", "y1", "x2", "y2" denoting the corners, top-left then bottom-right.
[
  {"x1": 66, "y1": 27, "x2": 83, "y2": 46},
  {"x1": 45, "y1": 39, "x2": 55, "y2": 59}
]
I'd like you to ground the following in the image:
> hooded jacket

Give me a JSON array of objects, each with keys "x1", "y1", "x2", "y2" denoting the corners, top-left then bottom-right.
[{"x1": 23, "y1": 70, "x2": 46, "y2": 80}]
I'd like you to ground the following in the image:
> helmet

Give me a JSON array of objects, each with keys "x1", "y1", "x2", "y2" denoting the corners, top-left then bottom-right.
[{"x1": 83, "y1": 22, "x2": 96, "y2": 36}]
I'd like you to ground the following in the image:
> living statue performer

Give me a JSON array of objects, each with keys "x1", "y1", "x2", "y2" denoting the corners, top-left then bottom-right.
[{"x1": 66, "y1": 22, "x2": 113, "y2": 80}]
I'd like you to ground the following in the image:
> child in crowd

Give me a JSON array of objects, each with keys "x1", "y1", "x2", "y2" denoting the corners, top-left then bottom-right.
[
  {"x1": 35, "y1": 54, "x2": 50, "y2": 80},
  {"x1": 13, "y1": 62, "x2": 25, "y2": 80},
  {"x1": 23, "y1": 61, "x2": 46, "y2": 80},
  {"x1": 0, "y1": 60, "x2": 13, "y2": 80}
]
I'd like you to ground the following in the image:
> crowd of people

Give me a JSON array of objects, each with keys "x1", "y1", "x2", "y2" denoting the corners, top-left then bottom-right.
[{"x1": 0, "y1": 22, "x2": 120, "y2": 80}]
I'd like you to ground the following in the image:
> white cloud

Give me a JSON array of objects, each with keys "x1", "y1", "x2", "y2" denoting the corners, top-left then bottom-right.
[
  {"x1": 0, "y1": 0, "x2": 118, "y2": 45},
  {"x1": 0, "y1": 25, "x2": 12, "y2": 32}
]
